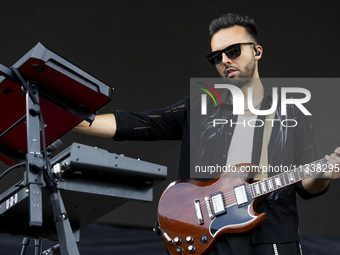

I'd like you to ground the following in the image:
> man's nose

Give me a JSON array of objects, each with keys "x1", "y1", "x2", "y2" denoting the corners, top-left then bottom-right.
[{"x1": 221, "y1": 52, "x2": 232, "y2": 64}]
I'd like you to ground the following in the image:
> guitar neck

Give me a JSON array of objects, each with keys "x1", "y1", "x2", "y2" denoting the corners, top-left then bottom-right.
[{"x1": 250, "y1": 158, "x2": 328, "y2": 198}]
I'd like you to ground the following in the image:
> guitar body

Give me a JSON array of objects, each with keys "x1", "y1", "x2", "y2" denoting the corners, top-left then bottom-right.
[{"x1": 157, "y1": 164, "x2": 266, "y2": 255}]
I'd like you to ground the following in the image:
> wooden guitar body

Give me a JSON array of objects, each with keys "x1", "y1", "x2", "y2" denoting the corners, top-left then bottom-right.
[{"x1": 157, "y1": 164, "x2": 266, "y2": 255}]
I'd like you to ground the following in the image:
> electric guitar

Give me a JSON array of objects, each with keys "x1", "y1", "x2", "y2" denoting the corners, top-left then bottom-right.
[{"x1": 157, "y1": 159, "x2": 329, "y2": 255}]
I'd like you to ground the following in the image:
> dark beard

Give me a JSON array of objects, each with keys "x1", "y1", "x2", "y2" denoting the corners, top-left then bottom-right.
[{"x1": 223, "y1": 59, "x2": 256, "y2": 88}]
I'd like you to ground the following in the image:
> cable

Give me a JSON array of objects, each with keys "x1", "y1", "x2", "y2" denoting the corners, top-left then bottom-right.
[
  {"x1": 0, "y1": 162, "x2": 26, "y2": 181},
  {"x1": 0, "y1": 116, "x2": 26, "y2": 140},
  {"x1": 9, "y1": 67, "x2": 39, "y2": 105}
]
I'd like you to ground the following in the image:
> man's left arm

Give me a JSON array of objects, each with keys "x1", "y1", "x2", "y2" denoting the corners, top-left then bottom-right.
[{"x1": 302, "y1": 147, "x2": 340, "y2": 194}]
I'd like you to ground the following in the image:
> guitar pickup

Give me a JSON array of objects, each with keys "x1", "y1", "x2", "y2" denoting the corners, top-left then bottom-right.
[
  {"x1": 210, "y1": 191, "x2": 226, "y2": 216},
  {"x1": 234, "y1": 184, "x2": 249, "y2": 207}
]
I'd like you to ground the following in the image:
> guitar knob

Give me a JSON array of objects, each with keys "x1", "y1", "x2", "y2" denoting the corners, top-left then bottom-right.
[
  {"x1": 188, "y1": 245, "x2": 196, "y2": 253},
  {"x1": 174, "y1": 237, "x2": 182, "y2": 244},
  {"x1": 186, "y1": 236, "x2": 194, "y2": 243},
  {"x1": 200, "y1": 235, "x2": 209, "y2": 243},
  {"x1": 176, "y1": 246, "x2": 184, "y2": 254}
]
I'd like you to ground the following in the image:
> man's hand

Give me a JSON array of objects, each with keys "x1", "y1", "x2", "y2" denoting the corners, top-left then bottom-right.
[
  {"x1": 323, "y1": 147, "x2": 340, "y2": 179},
  {"x1": 302, "y1": 147, "x2": 340, "y2": 194}
]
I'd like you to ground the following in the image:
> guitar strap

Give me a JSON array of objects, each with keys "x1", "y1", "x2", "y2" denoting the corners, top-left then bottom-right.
[{"x1": 254, "y1": 110, "x2": 276, "y2": 181}]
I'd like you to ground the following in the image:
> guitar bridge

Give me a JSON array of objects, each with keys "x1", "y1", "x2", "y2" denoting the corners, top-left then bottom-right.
[
  {"x1": 194, "y1": 199, "x2": 204, "y2": 225},
  {"x1": 205, "y1": 197, "x2": 214, "y2": 219}
]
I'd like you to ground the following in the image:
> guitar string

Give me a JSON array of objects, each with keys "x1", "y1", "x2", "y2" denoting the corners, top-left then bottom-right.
[
  {"x1": 199, "y1": 181, "x2": 277, "y2": 211},
  {"x1": 197, "y1": 168, "x2": 321, "y2": 212},
  {"x1": 202, "y1": 159, "x2": 326, "y2": 203},
  {"x1": 199, "y1": 175, "x2": 290, "y2": 210},
  {"x1": 199, "y1": 180, "x2": 286, "y2": 212},
  {"x1": 200, "y1": 178, "x2": 311, "y2": 213},
  {"x1": 197, "y1": 159, "x2": 328, "y2": 213},
  {"x1": 214, "y1": 173, "x2": 303, "y2": 205}
]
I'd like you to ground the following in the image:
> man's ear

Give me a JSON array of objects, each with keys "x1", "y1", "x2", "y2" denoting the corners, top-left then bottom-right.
[{"x1": 254, "y1": 45, "x2": 263, "y2": 60}]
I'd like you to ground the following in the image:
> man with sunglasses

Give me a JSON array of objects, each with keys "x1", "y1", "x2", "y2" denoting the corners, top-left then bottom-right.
[{"x1": 74, "y1": 13, "x2": 340, "y2": 255}]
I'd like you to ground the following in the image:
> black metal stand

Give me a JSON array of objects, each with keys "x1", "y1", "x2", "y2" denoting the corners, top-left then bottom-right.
[
  {"x1": 0, "y1": 64, "x2": 80, "y2": 255},
  {"x1": 26, "y1": 81, "x2": 80, "y2": 255},
  {"x1": 46, "y1": 183, "x2": 79, "y2": 255},
  {"x1": 0, "y1": 44, "x2": 161, "y2": 254},
  {"x1": 25, "y1": 81, "x2": 44, "y2": 227}
]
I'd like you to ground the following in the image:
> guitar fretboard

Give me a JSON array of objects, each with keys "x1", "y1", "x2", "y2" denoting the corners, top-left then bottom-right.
[{"x1": 250, "y1": 158, "x2": 328, "y2": 198}]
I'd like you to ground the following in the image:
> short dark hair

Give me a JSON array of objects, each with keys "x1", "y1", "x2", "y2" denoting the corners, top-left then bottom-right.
[{"x1": 209, "y1": 13, "x2": 258, "y2": 43}]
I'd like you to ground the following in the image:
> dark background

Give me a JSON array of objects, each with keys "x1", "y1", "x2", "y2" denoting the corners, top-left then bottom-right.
[{"x1": 0, "y1": 0, "x2": 340, "y2": 254}]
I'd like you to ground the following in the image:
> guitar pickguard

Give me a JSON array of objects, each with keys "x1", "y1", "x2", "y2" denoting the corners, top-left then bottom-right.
[{"x1": 210, "y1": 204, "x2": 256, "y2": 236}]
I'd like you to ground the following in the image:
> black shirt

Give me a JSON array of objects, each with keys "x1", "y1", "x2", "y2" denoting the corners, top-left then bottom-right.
[{"x1": 113, "y1": 87, "x2": 327, "y2": 244}]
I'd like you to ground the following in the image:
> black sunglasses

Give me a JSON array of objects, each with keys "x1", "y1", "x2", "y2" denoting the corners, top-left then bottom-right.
[{"x1": 205, "y1": 42, "x2": 255, "y2": 65}]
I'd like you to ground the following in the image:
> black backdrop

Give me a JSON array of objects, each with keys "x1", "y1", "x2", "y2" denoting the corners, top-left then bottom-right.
[{"x1": 1, "y1": 1, "x2": 340, "y2": 254}]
